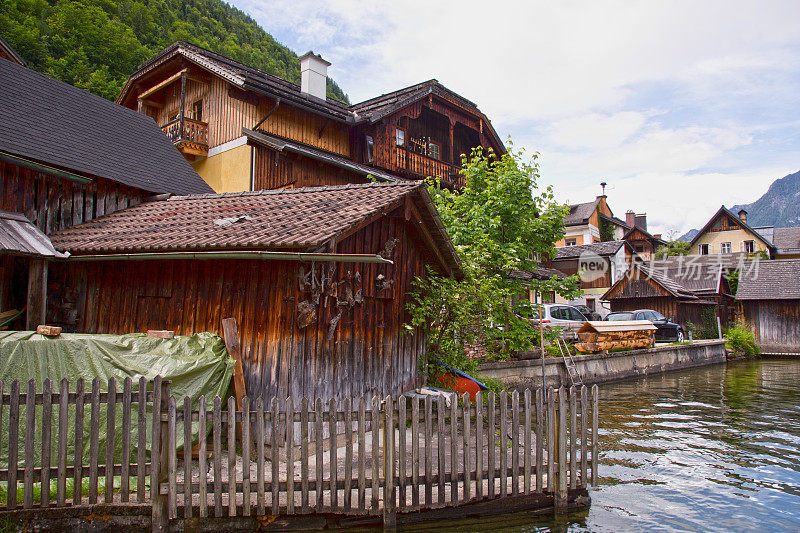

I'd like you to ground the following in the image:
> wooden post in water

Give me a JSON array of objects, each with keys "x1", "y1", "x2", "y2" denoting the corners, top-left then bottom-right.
[
  {"x1": 151, "y1": 377, "x2": 171, "y2": 533},
  {"x1": 555, "y1": 387, "x2": 568, "y2": 514}
]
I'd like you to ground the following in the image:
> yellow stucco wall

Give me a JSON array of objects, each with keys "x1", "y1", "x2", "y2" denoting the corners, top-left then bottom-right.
[
  {"x1": 692, "y1": 228, "x2": 769, "y2": 255},
  {"x1": 191, "y1": 143, "x2": 251, "y2": 193}
]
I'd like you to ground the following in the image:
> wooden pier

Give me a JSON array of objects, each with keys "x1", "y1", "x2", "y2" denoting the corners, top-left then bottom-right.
[{"x1": 0, "y1": 377, "x2": 599, "y2": 530}]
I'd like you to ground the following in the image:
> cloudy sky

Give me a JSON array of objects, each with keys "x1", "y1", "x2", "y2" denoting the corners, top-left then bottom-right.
[{"x1": 229, "y1": 0, "x2": 800, "y2": 237}]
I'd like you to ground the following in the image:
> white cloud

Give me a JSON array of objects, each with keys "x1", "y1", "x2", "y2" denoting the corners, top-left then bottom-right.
[{"x1": 547, "y1": 112, "x2": 648, "y2": 150}]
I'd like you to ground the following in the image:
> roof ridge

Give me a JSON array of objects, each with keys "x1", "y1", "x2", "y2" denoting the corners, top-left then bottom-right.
[{"x1": 167, "y1": 181, "x2": 423, "y2": 201}]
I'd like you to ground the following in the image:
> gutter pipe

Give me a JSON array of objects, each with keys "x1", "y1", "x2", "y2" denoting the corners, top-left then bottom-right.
[{"x1": 66, "y1": 250, "x2": 393, "y2": 264}]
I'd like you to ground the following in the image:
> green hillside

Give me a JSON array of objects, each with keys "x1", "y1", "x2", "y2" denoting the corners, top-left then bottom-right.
[{"x1": 0, "y1": 0, "x2": 349, "y2": 103}]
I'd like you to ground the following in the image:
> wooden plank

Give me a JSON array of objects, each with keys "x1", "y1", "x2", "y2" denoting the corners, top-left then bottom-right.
[
  {"x1": 475, "y1": 393, "x2": 483, "y2": 500},
  {"x1": 286, "y1": 398, "x2": 295, "y2": 514},
  {"x1": 343, "y1": 397, "x2": 353, "y2": 510},
  {"x1": 241, "y1": 397, "x2": 251, "y2": 516},
  {"x1": 168, "y1": 397, "x2": 177, "y2": 519},
  {"x1": 137, "y1": 69, "x2": 188, "y2": 101},
  {"x1": 23, "y1": 380, "x2": 35, "y2": 509},
  {"x1": 314, "y1": 397, "x2": 323, "y2": 512},
  {"x1": 499, "y1": 391, "x2": 508, "y2": 498},
  {"x1": 104, "y1": 378, "x2": 116, "y2": 504},
  {"x1": 424, "y1": 395, "x2": 432, "y2": 507},
  {"x1": 213, "y1": 396, "x2": 223, "y2": 517},
  {"x1": 73, "y1": 379, "x2": 84, "y2": 506},
  {"x1": 255, "y1": 398, "x2": 265, "y2": 516},
  {"x1": 450, "y1": 394, "x2": 458, "y2": 502},
  {"x1": 222, "y1": 318, "x2": 246, "y2": 411},
  {"x1": 184, "y1": 396, "x2": 193, "y2": 518},
  {"x1": 88, "y1": 378, "x2": 100, "y2": 504},
  {"x1": 199, "y1": 395, "x2": 208, "y2": 518},
  {"x1": 384, "y1": 395, "x2": 395, "y2": 519},
  {"x1": 41, "y1": 379, "x2": 52, "y2": 507},
  {"x1": 524, "y1": 389, "x2": 532, "y2": 494},
  {"x1": 137, "y1": 377, "x2": 146, "y2": 503},
  {"x1": 370, "y1": 396, "x2": 380, "y2": 509},
  {"x1": 436, "y1": 395, "x2": 445, "y2": 504},
  {"x1": 535, "y1": 388, "x2": 544, "y2": 493},
  {"x1": 57, "y1": 379, "x2": 67, "y2": 506},
  {"x1": 411, "y1": 396, "x2": 420, "y2": 508},
  {"x1": 462, "y1": 393, "x2": 471, "y2": 503},
  {"x1": 357, "y1": 396, "x2": 367, "y2": 511},
  {"x1": 328, "y1": 398, "x2": 338, "y2": 510},
  {"x1": 398, "y1": 396, "x2": 407, "y2": 509},
  {"x1": 8, "y1": 380, "x2": 19, "y2": 509},
  {"x1": 300, "y1": 397, "x2": 309, "y2": 512},
  {"x1": 581, "y1": 386, "x2": 588, "y2": 487},
  {"x1": 511, "y1": 390, "x2": 520, "y2": 496},
  {"x1": 547, "y1": 388, "x2": 555, "y2": 493},
  {"x1": 121, "y1": 378, "x2": 131, "y2": 502},
  {"x1": 227, "y1": 396, "x2": 236, "y2": 517},
  {"x1": 557, "y1": 388, "x2": 567, "y2": 507},
  {"x1": 592, "y1": 384, "x2": 599, "y2": 486},
  {"x1": 150, "y1": 376, "x2": 162, "y2": 505},
  {"x1": 570, "y1": 386, "x2": 577, "y2": 490},
  {"x1": 270, "y1": 398, "x2": 279, "y2": 515},
  {"x1": 487, "y1": 391, "x2": 495, "y2": 499},
  {"x1": 26, "y1": 259, "x2": 47, "y2": 330}
]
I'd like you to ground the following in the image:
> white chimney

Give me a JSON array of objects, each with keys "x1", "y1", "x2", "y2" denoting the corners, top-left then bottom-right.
[{"x1": 299, "y1": 51, "x2": 330, "y2": 100}]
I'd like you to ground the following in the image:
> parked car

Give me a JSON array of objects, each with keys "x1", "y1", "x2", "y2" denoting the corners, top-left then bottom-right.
[
  {"x1": 605, "y1": 310, "x2": 685, "y2": 342},
  {"x1": 573, "y1": 304, "x2": 602, "y2": 321},
  {"x1": 528, "y1": 304, "x2": 589, "y2": 340}
]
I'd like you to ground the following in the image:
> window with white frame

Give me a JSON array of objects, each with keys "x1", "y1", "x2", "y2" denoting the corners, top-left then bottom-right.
[
  {"x1": 427, "y1": 141, "x2": 441, "y2": 160},
  {"x1": 565, "y1": 238, "x2": 577, "y2": 246},
  {"x1": 743, "y1": 240, "x2": 755, "y2": 254},
  {"x1": 699, "y1": 243, "x2": 710, "y2": 255},
  {"x1": 365, "y1": 135, "x2": 374, "y2": 163},
  {"x1": 721, "y1": 242, "x2": 732, "y2": 254},
  {"x1": 395, "y1": 128, "x2": 405, "y2": 146}
]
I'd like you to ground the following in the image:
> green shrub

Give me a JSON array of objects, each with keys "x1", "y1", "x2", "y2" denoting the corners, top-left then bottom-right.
[{"x1": 725, "y1": 325, "x2": 760, "y2": 357}]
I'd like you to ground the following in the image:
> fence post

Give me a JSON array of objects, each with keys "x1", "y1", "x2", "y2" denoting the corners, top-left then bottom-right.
[
  {"x1": 383, "y1": 395, "x2": 396, "y2": 528},
  {"x1": 555, "y1": 387, "x2": 568, "y2": 514},
  {"x1": 152, "y1": 377, "x2": 171, "y2": 533}
]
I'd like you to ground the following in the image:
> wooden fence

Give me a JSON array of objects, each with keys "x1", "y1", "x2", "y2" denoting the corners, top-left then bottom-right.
[{"x1": 0, "y1": 376, "x2": 599, "y2": 529}]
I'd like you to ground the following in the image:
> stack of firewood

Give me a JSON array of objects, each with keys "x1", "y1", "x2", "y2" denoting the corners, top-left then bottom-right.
[{"x1": 575, "y1": 328, "x2": 655, "y2": 353}]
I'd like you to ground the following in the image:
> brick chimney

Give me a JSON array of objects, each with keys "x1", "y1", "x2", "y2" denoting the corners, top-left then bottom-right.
[
  {"x1": 299, "y1": 51, "x2": 330, "y2": 100},
  {"x1": 738, "y1": 209, "x2": 748, "y2": 224},
  {"x1": 634, "y1": 213, "x2": 647, "y2": 231},
  {"x1": 626, "y1": 210, "x2": 636, "y2": 228}
]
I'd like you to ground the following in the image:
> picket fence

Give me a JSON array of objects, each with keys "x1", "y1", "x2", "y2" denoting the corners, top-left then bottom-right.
[{"x1": 0, "y1": 376, "x2": 599, "y2": 529}]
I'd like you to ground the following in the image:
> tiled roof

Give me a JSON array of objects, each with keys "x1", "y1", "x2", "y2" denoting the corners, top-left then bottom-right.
[
  {"x1": 49, "y1": 183, "x2": 461, "y2": 272},
  {"x1": 0, "y1": 59, "x2": 212, "y2": 196},
  {"x1": 0, "y1": 211, "x2": 66, "y2": 258},
  {"x1": 646, "y1": 257, "x2": 725, "y2": 294},
  {"x1": 773, "y1": 227, "x2": 800, "y2": 253},
  {"x1": 552, "y1": 240, "x2": 626, "y2": 260},
  {"x1": 736, "y1": 259, "x2": 800, "y2": 300}
]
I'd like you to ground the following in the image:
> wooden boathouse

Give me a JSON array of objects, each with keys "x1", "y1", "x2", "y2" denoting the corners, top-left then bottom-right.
[{"x1": 48, "y1": 182, "x2": 461, "y2": 404}]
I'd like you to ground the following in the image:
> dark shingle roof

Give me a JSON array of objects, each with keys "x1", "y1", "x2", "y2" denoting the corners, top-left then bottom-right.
[
  {"x1": 552, "y1": 240, "x2": 626, "y2": 260},
  {"x1": 773, "y1": 227, "x2": 800, "y2": 253},
  {"x1": 0, "y1": 59, "x2": 212, "y2": 195},
  {"x1": 0, "y1": 211, "x2": 66, "y2": 258},
  {"x1": 647, "y1": 256, "x2": 725, "y2": 294},
  {"x1": 564, "y1": 200, "x2": 599, "y2": 226},
  {"x1": 736, "y1": 259, "x2": 800, "y2": 300},
  {"x1": 49, "y1": 182, "x2": 461, "y2": 272}
]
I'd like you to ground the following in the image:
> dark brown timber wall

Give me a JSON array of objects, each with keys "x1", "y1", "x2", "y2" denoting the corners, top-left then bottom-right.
[
  {"x1": 741, "y1": 300, "x2": 800, "y2": 353},
  {"x1": 51, "y1": 211, "x2": 432, "y2": 404}
]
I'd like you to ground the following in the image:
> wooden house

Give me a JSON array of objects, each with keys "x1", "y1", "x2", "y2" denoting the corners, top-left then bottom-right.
[
  {"x1": 48, "y1": 182, "x2": 461, "y2": 404},
  {"x1": 117, "y1": 42, "x2": 505, "y2": 193},
  {"x1": 736, "y1": 259, "x2": 800, "y2": 354},
  {"x1": 0, "y1": 35, "x2": 26, "y2": 66},
  {"x1": 689, "y1": 206, "x2": 776, "y2": 257},
  {"x1": 621, "y1": 211, "x2": 666, "y2": 260},
  {"x1": 542, "y1": 240, "x2": 635, "y2": 316},
  {"x1": 557, "y1": 195, "x2": 628, "y2": 247},
  {"x1": 601, "y1": 258, "x2": 733, "y2": 330},
  {"x1": 0, "y1": 55, "x2": 212, "y2": 329}
]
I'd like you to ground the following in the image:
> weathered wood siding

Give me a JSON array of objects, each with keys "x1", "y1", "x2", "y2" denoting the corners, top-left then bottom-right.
[
  {"x1": 609, "y1": 297, "x2": 716, "y2": 331},
  {"x1": 252, "y1": 145, "x2": 368, "y2": 190},
  {"x1": 0, "y1": 160, "x2": 146, "y2": 235},
  {"x1": 741, "y1": 300, "x2": 800, "y2": 353},
  {"x1": 51, "y1": 209, "x2": 432, "y2": 403}
]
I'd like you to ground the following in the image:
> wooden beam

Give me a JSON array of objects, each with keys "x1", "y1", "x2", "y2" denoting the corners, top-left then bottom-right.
[
  {"x1": 407, "y1": 200, "x2": 452, "y2": 277},
  {"x1": 26, "y1": 259, "x2": 47, "y2": 330},
  {"x1": 178, "y1": 71, "x2": 187, "y2": 141},
  {"x1": 137, "y1": 68, "x2": 187, "y2": 101},
  {"x1": 221, "y1": 317, "x2": 246, "y2": 410}
]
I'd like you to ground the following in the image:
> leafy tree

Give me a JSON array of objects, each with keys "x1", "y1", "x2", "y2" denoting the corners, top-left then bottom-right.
[
  {"x1": 407, "y1": 146, "x2": 580, "y2": 380},
  {"x1": 0, "y1": 0, "x2": 350, "y2": 103},
  {"x1": 654, "y1": 240, "x2": 691, "y2": 259}
]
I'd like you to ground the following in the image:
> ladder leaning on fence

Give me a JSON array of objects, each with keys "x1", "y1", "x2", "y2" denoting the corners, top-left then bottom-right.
[{"x1": 557, "y1": 338, "x2": 583, "y2": 386}]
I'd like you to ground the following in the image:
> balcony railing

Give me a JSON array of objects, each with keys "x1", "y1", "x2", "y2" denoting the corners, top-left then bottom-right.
[
  {"x1": 161, "y1": 117, "x2": 208, "y2": 157},
  {"x1": 394, "y1": 145, "x2": 464, "y2": 188}
]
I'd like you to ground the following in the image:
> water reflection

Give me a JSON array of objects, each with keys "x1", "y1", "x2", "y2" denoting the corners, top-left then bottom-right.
[{"x1": 396, "y1": 359, "x2": 800, "y2": 532}]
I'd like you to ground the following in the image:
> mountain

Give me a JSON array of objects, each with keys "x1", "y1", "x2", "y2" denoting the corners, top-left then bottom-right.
[
  {"x1": 0, "y1": 0, "x2": 349, "y2": 103},
  {"x1": 678, "y1": 229, "x2": 699, "y2": 242},
  {"x1": 731, "y1": 170, "x2": 800, "y2": 228}
]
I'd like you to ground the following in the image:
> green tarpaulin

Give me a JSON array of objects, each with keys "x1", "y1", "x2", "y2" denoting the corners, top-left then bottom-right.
[{"x1": 0, "y1": 331, "x2": 234, "y2": 469}]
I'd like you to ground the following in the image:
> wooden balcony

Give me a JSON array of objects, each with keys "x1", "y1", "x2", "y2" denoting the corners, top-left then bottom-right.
[
  {"x1": 394, "y1": 146, "x2": 464, "y2": 188},
  {"x1": 161, "y1": 117, "x2": 208, "y2": 157}
]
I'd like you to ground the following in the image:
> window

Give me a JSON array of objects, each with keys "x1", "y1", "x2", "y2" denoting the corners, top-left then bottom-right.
[
  {"x1": 395, "y1": 128, "x2": 405, "y2": 146},
  {"x1": 191, "y1": 100, "x2": 203, "y2": 121},
  {"x1": 651, "y1": 311, "x2": 666, "y2": 322},
  {"x1": 721, "y1": 242, "x2": 732, "y2": 254},
  {"x1": 568, "y1": 307, "x2": 585, "y2": 321},
  {"x1": 565, "y1": 238, "x2": 577, "y2": 246},
  {"x1": 586, "y1": 298, "x2": 596, "y2": 311},
  {"x1": 743, "y1": 240, "x2": 755, "y2": 254},
  {"x1": 365, "y1": 135, "x2": 374, "y2": 163},
  {"x1": 699, "y1": 244, "x2": 710, "y2": 255},
  {"x1": 551, "y1": 307, "x2": 567, "y2": 320},
  {"x1": 427, "y1": 141, "x2": 441, "y2": 160},
  {"x1": 635, "y1": 245, "x2": 644, "y2": 253}
]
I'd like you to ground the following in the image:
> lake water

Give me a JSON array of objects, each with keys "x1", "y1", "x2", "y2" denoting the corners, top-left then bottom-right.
[{"x1": 396, "y1": 359, "x2": 800, "y2": 532}]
